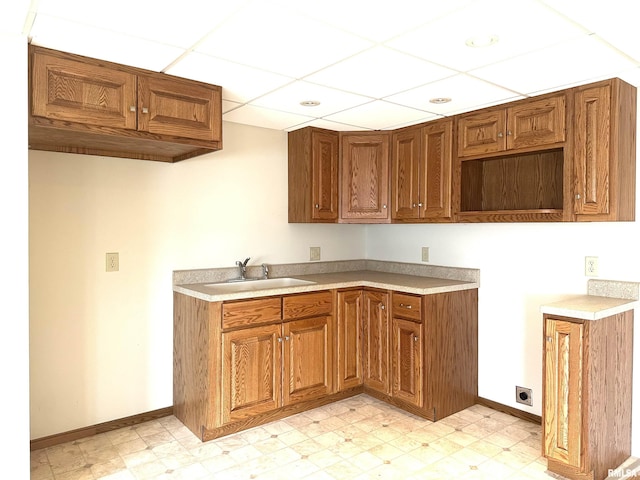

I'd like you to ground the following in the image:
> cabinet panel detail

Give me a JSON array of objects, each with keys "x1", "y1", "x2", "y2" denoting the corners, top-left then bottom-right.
[
  {"x1": 362, "y1": 290, "x2": 390, "y2": 394},
  {"x1": 391, "y1": 318, "x2": 423, "y2": 407},
  {"x1": 337, "y1": 290, "x2": 364, "y2": 390}
]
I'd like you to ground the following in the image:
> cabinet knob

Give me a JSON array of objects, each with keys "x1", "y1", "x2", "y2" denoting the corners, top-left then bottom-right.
[
  {"x1": 418, "y1": 202, "x2": 423, "y2": 207},
  {"x1": 575, "y1": 194, "x2": 581, "y2": 200},
  {"x1": 278, "y1": 337, "x2": 283, "y2": 343},
  {"x1": 412, "y1": 203, "x2": 417, "y2": 208},
  {"x1": 284, "y1": 335, "x2": 290, "y2": 341},
  {"x1": 399, "y1": 303, "x2": 413, "y2": 309},
  {"x1": 382, "y1": 204, "x2": 387, "y2": 209},
  {"x1": 497, "y1": 132, "x2": 504, "y2": 138},
  {"x1": 142, "y1": 107, "x2": 149, "y2": 114},
  {"x1": 315, "y1": 204, "x2": 319, "y2": 209},
  {"x1": 414, "y1": 335, "x2": 419, "y2": 342},
  {"x1": 129, "y1": 106, "x2": 136, "y2": 112},
  {"x1": 507, "y1": 130, "x2": 512, "y2": 136},
  {"x1": 380, "y1": 304, "x2": 386, "y2": 310},
  {"x1": 546, "y1": 336, "x2": 552, "y2": 343}
]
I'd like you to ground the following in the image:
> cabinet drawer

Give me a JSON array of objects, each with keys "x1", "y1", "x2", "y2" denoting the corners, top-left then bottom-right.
[
  {"x1": 222, "y1": 297, "x2": 282, "y2": 330},
  {"x1": 392, "y1": 293, "x2": 422, "y2": 321},
  {"x1": 283, "y1": 291, "x2": 333, "y2": 320}
]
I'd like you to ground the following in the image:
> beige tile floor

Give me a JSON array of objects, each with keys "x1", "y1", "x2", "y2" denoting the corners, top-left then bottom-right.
[{"x1": 30, "y1": 394, "x2": 636, "y2": 480}]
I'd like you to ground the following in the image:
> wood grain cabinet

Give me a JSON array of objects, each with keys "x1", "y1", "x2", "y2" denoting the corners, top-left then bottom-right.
[
  {"x1": 29, "y1": 45, "x2": 222, "y2": 163},
  {"x1": 391, "y1": 120, "x2": 453, "y2": 222},
  {"x1": 288, "y1": 127, "x2": 339, "y2": 223},
  {"x1": 362, "y1": 290, "x2": 390, "y2": 394},
  {"x1": 340, "y1": 132, "x2": 391, "y2": 223},
  {"x1": 572, "y1": 78, "x2": 637, "y2": 221},
  {"x1": 457, "y1": 94, "x2": 566, "y2": 158},
  {"x1": 543, "y1": 312, "x2": 633, "y2": 480},
  {"x1": 336, "y1": 290, "x2": 364, "y2": 391},
  {"x1": 391, "y1": 293, "x2": 423, "y2": 407}
]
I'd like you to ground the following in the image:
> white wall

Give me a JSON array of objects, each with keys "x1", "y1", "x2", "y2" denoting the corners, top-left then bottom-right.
[
  {"x1": 29, "y1": 121, "x2": 366, "y2": 439},
  {"x1": 1, "y1": 33, "x2": 30, "y2": 476}
]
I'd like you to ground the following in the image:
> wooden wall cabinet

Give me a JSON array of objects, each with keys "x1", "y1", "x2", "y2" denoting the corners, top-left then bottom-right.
[
  {"x1": 457, "y1": 94, "x2": 566, "y2": 158},
  {"x1": 29, "y1": 45, "x2": 222, "y2": 163},
  {"x1": 572, "y1": 79, "x2": 637, "y2": 221},
  {"x1": 391, "y1": 120, "x2": 453, "y2": 222},
  {"x1": 543, "y1": 312, "x2": 633, "y2": 480},
  {"x1": 340, "y1": 132, "x2": 391, "y2": 223},
  {"x1": 288, "y1": 127, "x2": 339, "y2": 223}
]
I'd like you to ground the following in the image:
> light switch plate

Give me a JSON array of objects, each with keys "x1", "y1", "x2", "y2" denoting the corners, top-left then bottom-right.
[{"x1": 310, "y1": 247, "x2": 321, "y2": 261}]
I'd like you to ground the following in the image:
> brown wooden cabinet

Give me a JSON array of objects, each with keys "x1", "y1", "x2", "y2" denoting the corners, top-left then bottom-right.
[
  {"x1": 543, "y1": 312, "x2": 633, "y2": 480},
  {"x1": 362, "y1": 290, "x2": 390, "y2": 394},
  {"x1": 391, "y1": 293, "x2": 423, "y2": 408},
  {"x1": 336, "y1": 290, "x2": 364, "y2": 391},
  {"x1": 572, "y1": 78, "x2": 637, "y2": 221},
  {"x1": 340, "y1": 132, "x2": 390, "y2": 223},
  {"x1": 29, "y1": 45, "x2": 222, "y2": 163},
  {"x1": 391, "y1": 120, "x2": 452, "y2": 222},
  {"x1": 457, "y1": 94, "x2": 566, "y2": 158},
  {"x1": 288, "y1": 127, "x2": 339, "y2": 223}
]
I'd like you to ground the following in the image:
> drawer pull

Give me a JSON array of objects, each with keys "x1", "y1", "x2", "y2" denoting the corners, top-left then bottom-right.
[{"x1": 400, "y1": 303, "x2": 413, "y2": 309}]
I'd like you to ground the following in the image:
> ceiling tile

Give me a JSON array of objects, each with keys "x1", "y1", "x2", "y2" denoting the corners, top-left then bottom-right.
[
  {"x1": 223, "y1": 104, "x2": 316, "y2": 131},
  {"x1": 470, "y1": 35, "x2": 639, "y2": 95},
  {"x1": 274, "y1": 0, "x2": 474, "y2": 42},
  {"x1": 323, "y1": 101, "x2": 439, "y2": 130},
  {"x1": 305, "y1": 46, "x2": 456, "y2": 99},
  {"x1": 167, "y1": 52, "x2": 294, "y2": 103},
  {"x1": 222, "y1": 100, "x2": 242, "y2": 114},
  {"x1": 29, "y1": 14, "x2": 184, "y2": 71},
  {"x1": 286, "y1": 118, "x2": 373, "y2": 132},
  {"x1": 387, "y1": 0, "x2": 587, "y2": 72},
  {"x1": 250, "y1": 81, "x2": 373, "y2": 117},
  {"x1": 385, "y1": 74, "x2": 523, "y2": 116},
  {"x1": 542, "y1": 0, "x2": 640, "y2": 63},
  {"x1": 33, "y1": 0, "x2": 248, "y2": 48},
  {"x1": 195, "y1": 2, "x2": 372, "y2": 78}
]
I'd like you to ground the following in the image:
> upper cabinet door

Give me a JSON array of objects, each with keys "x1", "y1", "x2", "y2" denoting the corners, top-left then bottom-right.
[
  {"x1": 138, "y1": 75, "x2": 221, "y2": 142},
  {"x1": 31, "y1": 51, "x2": 137, "y2": 130},
  {"x1": 507, "y1": 95, "x2": 565, "y2": 150},
  {"x1": 457, "y1": 110, "x2": 505, "y2": 157},
  {"x1": 340, "y1": 132, "x2": 390, "y2": 223},
  {"x1": 421, "y1": 120, "x2": 453, "y2": 220},
  {"x1": 312, "y1": 130, "x2": 339, "y2": 221},
  {"x1": 391, "y1": 127, "x2": 422, "y2": 220}
]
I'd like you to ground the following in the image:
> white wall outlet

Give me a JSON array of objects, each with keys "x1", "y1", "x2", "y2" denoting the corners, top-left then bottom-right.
[
  {"x1": 585, "y1": 256, "x2": 599, "y2": 277},
  {"x1": 422, "y1": 247, "x2": 429, "y2": 262},
  {"x1": 106, "y1": 252, "x2": 119, "y2": 272},
  {"x1": 310, "y1": 247, "x2": 321, "y2": 261}
]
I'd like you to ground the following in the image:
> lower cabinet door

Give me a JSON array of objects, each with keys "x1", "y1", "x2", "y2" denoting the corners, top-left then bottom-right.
[
  {"x1": 363, "y1": 290, "x2": 390, "y2": 394},
  {"x1": 544, "y1": 318, "x2": 583, "y2": 469},
  {"x1": 391, "y1": 317, "x2": 423, "y2": 407},
  {"x1": 283, "y1": 316, "x2": 334, "y2": 405},
  {"x1": 222, "y1": 324, "x2": 282, "y2": 424}
]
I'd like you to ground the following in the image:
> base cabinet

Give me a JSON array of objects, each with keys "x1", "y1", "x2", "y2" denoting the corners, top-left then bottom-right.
[
  {"x1": 337, "y1": 290, "x2": 364, "y2": 391},
  {"x1": 543, "y1": 312, "x2": 633, "y2": 480},
  {"x1": 362, "y1": 290, "x2": 390, "y2": 394}
]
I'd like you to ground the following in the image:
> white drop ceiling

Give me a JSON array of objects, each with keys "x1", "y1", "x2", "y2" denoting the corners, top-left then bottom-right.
[{"x1": 17, "y1": 0, "x2": 640, "y2": 131}]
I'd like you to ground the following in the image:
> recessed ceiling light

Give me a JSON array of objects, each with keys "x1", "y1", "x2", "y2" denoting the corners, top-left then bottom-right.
[
  {"x1": 429, "y1": 97, "x2": 452, "y2": 104},
  {"x1": 300, "y1": 100, "x2": 321, "y2": 107},
  {"x1": 465, "y1": 34, "x2": 499, "y2": 48}
]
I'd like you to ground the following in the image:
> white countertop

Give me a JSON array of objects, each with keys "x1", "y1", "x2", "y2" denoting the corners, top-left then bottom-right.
[
  {"x1": 174, "y1": 270, "x2": 479, "y2": 302},
  {"x1": 540, "y1": 295, "x2": 638, "y2": 321}
]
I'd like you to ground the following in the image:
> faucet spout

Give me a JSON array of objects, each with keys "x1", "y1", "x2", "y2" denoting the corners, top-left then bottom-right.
[{"x1": 235, "y1": 257, "x2": 250, "y2": 279}]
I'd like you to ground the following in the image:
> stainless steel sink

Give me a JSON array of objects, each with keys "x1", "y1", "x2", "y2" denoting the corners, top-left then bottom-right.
[{"x1": 203, "y1": 277, "x2": 315, "y2": 292}]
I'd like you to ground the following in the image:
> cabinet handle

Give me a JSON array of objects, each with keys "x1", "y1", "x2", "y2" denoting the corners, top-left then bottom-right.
[
  {"x1": 142, "y1": 107, "x2": 149, "y2": 114},
  {"x1": 497, "y1": 132, "x2": 504, "y2": 138},
  {"x1": 129, "y1": 106, "x2": 136, "y2": 112},
  {"x1": 399, "y1": 303, "x2": 413, "y2": 309}
]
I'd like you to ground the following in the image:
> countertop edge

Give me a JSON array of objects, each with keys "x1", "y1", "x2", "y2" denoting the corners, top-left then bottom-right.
[{"x1": 540, "y1": 295, "x2": 639, "y2": 321}]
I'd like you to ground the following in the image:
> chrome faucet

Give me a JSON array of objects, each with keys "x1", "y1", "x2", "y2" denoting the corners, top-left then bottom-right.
[{"x1": 236, "y1": 257, "x2": 250, "y2": 280}]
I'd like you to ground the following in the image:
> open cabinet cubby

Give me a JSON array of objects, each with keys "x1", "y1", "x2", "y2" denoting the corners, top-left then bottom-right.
[{"x1": 458, "y1": 148, "x2": 564, "y2": 221}]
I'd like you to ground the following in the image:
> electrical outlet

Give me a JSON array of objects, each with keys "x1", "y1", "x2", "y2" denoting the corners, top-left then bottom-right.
[
  {"x1": 585, "y1": 256, "x2": 599, "y2": 277},
  {"x1": 106, "y1": 252, "x2": 119, "y2": 272},
  {"x1": 310, "y1": 247, "x2": 321, "y2": 261},
  {"x1": 422, "y1": 247, "x2": 429, "y2": 262},
  {"x1": 516, "y1": 386, "x2": 533, "y2": 406}
]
